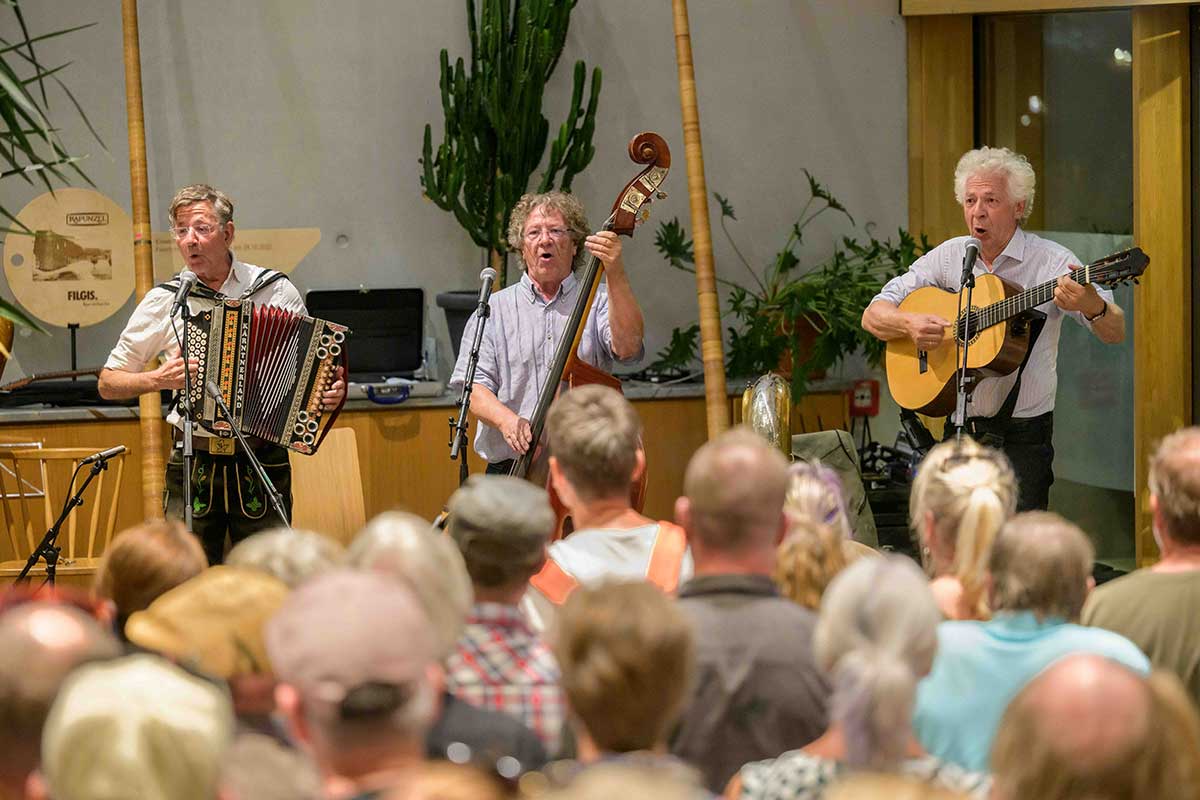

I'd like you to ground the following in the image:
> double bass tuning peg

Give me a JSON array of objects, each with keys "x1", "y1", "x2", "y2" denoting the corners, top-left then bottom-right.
[{"x1": 656, "y1": 191, "x2": 668, "y2": 200}]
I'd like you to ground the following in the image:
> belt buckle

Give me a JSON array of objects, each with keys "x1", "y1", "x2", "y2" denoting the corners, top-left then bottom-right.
[{"x1": 209, "y1": 437, "x2": 235, "y2": 456}]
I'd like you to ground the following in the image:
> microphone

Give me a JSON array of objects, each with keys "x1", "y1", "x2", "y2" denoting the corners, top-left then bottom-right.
[
  {"x1": 205, "y1": 380, "x2": 223, "y2": 401},
  {"x1": 81, "y1": 445, "x2": 126, "y2": 464},
  {"x1": 477, "y1": 267, "x2": 498, "y2": 313},
  {"x1": 171, "y1": 271, "x2": 199, "y2": 317},
  {"x1": 960, "y1": 238, "x2": 982, "y2": 287}
]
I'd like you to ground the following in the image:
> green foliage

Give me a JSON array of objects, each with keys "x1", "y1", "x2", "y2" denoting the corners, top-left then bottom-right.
[
  {"x1": 420, "y1": 0, "x2": 601, "y2": 285},
  {"x1": 0, "y1": 3, "x2": 102, "y2": 332},
  {"x1": 645, "y1": 323, "x2": 699, "y2": 376},
  {"x1": 654, "y1": 172, "x2": 930, "y2": 396}
]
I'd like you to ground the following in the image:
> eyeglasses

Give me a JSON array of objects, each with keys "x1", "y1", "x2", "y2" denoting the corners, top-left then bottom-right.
[
  {"x1": 522, "y1": 227, "x2": 570, "y2": 242},
  {"x1": 170, "y1": 222, "x2": 221, "y2": 240}
]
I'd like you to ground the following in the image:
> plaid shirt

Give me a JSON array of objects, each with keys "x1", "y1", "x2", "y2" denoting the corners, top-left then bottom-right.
[{"x1": 445, "y1": 602, "x2": 566, "y2": 754}]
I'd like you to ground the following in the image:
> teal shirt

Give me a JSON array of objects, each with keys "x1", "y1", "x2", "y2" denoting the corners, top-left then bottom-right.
[{"x1": 913, "y1": 611, "x2": 1150, "y2": 773}]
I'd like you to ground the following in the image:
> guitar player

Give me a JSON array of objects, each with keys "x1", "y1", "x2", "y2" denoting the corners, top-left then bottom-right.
[{"x1": 861, "y1": 146, "x2": 1125, "y2": 511}]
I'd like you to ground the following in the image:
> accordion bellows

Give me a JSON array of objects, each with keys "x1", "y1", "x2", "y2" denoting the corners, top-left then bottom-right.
[{"x1": 185, "y1": 300, "x2": 349, "y2": 454}]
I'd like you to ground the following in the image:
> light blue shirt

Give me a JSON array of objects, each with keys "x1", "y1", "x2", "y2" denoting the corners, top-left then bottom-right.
[
  {"x1": 873, "y1": 228, "x2": 1113, "y2": 420},
  {"x1": 913, "y1": 610, "x2": 1150, "y2": 773},
  {"x1": 450, "y1": 270, "x2": 643, "y2": 463}
]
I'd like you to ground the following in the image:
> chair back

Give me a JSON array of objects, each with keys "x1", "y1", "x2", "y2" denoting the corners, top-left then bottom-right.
[
  {"x1": 0, "y1": 447, "x2": 126, "y2": 565},
  {"x1": 289, "y1": 427, "x2": 365, "y2": 546}
]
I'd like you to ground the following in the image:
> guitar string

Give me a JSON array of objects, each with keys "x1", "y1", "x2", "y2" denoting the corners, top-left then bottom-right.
[{"x1": 960, "y1": 261, "x2": 1124, "y2": 340}]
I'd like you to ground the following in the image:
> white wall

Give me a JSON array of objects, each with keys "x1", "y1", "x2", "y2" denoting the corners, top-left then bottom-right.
[{"x1": 2, "y1": 1, "x2": 907, "y2": 398}]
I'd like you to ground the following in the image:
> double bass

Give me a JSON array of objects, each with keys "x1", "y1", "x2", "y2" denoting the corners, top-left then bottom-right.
[{"x1": 509, "y1": 132, "x2": 671, "y2": 533}]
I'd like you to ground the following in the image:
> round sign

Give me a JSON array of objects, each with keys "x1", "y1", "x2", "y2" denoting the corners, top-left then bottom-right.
[{"x1": 3, "y1": 188, "x2": 135, "y2": 327}]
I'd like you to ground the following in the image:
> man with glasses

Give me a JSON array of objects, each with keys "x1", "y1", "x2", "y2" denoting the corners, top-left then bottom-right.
[
  {"x1": 98, "y1": 184, "x2": 345, "y2": 563},
  {"x1": 450, "y1": 191, "x2": 645, "y2": 474}
]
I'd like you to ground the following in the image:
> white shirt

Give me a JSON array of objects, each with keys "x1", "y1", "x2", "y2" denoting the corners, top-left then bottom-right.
[
  {"x1": 104, "y1": 257, "x2": 305, "y2": 431},
  {"x1": 872, "y1": 228, "x2": 1113, "y2": 420}
]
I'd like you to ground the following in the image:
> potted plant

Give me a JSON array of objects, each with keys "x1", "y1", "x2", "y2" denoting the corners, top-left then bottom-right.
[
  {"x1": 420, "y1": 0, "x2": 603, "y2": 360},
  {"x1": 652, "y1": 172, "x2": 930, "y2": 398}
]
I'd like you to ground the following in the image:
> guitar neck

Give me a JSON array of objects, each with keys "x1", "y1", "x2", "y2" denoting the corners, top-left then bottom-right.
[{"x1": 978, "y1": 259, "x2": 1110, "y2": 329}]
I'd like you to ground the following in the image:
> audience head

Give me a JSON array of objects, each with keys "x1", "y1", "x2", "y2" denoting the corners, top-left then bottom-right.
[
  {"x1": 345, "y1": 511, "x2": 473, "y2": 658},
  {"x1": 989, "y1": 511, "x2": 1094, "y2": 623},
  {"x1": 447, "y1": 475, "x2": 553, "y2": 594},
  {"x1": 93, "y1": 519, "x2": 207, "y2": 635},
  {"x1": 266, "y1": 569, "x2": 439, "y2": 773},
  {"x1": 910, "y1": 438, "x2": 1016, "y2": 619},
  {"x1": 225, "y1": 527, "x2": 343, "y2": 587},
  {"x1": 826, "y1": 773, "x2": 970, "y2": 800},
  {"x1": 814, "y1": 556, "x2": 942, "y2": 771},
  {"x1": 677, "y1": 427, "x2": 790, "y2": 563},
  {"x1": 41, "y1": 653, "x2": 234, "y2": 800},
  {"x1": 552, "y1": 581, "x2": 693, "y2": 754},
  {"x1": 1148, "y1": 426, "x2": 1200, "y2": 549},
  {"x1": 542, "y1": 761, "x2": 705, "y2": 800},
  {"x1": 785, "y1": 459, "x2": 852, "y2": 540},
  {"x1": 547, "y1": 385, "x2": 643, "y2": 503},
  {"x1": 0, "y1": 601, "x2": 120, "y2": 793},
  {"x1": 773, "y1": 518, "x2": 848, "y2": 610},
  {"x1": 991, "y1": 654, "x2": 1200, "y2": 799}
]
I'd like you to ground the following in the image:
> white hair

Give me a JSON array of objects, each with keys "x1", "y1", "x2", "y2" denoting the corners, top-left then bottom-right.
[
  {"x1": 953, "y1": 146, "x2": 1036, "y2": 224},
  {"x1": 343, "y1": 512, "x2": 474, "y2": 658},
  {"x1": 814, "y1": 556, "x2": 941, "y2": 771},
  {"x1": 225, "y1": 528, "x2": 343, "y2": 588}
]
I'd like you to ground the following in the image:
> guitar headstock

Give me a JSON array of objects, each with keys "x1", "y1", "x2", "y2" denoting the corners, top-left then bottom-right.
[
  {"x1": 608, "y1": 132, "x2": 671, "y2": 237},
  {"x1": 1091, "y1": 247, "x2": 1149, "y2": 288}
]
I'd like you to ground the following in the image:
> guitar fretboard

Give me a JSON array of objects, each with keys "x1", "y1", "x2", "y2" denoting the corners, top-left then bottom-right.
[{"x1": 973, "y1": 258, "x2": 1128, "y2": 333}]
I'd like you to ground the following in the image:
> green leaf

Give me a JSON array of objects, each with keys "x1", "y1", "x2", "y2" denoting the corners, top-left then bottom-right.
[
  {"x1": 714, "y1": 192, "x2": 736, "y2": 220},
  {"x1": 654, "y1": 218, "x2": 694, "y2": 268}
]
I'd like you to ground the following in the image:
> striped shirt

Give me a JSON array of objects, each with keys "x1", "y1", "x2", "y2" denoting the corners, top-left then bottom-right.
[
  {"x1": 445, "y1": 602, "x2": 566, "y2": 755},
  {"x1": 449, "y1": 270, "x2": 643, "y2": 463},
  {"x1": 872, "y1": 228, "x2": 1113, "y2": 421}
]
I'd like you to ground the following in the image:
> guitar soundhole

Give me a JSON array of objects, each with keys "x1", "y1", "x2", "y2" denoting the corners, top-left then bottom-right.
[{"x1": 955, "y1": 309, "x2": 984, "y2": 346}]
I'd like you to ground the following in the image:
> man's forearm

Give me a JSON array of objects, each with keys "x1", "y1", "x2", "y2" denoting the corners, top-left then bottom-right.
[
  {"x1": 97, "y1": 367, "x2": 158, "y2": 400},
  {"x1": 1091, "y1": 299, "x2": 1125, "y2": 344},
  {"x1": 861, "y1": 300, "x2": 911, "y2": 342},
  {"x1": 604, "y1": 269, "x2": 644, "y2": 359},
  {"x1": 468, "y1": 384, "x2": 517, "y2": 429}
]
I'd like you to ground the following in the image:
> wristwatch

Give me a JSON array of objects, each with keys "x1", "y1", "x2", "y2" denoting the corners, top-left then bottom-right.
[{"x1": 1085, "y1": 300, "x2": 1108, "y2": 322}]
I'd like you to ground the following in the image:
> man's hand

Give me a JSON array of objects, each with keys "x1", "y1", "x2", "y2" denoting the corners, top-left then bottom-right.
[
  {"x1": 907, "y1": 314, "x2": 953, "y2": 350},
  {"x1": 152, "y1": 357, "x2": 200, "y2": 390},
  {"x1": 322, "y1": 366, "x2": 346, "y2": 411},
  {"x1": 584, "y1": 231, "x2": 624, "y2": 275},
  {"x1": 1054, "y1": 269, "x2": 1106, "y2": 317},
  {"x1": 499, "y1": 412, "x2": 534, "y2": 455}
]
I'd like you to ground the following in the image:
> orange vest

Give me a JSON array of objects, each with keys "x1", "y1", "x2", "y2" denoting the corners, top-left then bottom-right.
[{"x1": 530, "y1": 521, "x2": 688, "y2": 605}]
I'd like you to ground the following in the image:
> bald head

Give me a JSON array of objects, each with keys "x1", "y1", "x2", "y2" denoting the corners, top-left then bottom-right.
[
  {"x1": 1150, "y1": 426, "x2": 1200, "y2": 546},
  {"x1": 679, "y1": 428, "x2": 790, "y2": 555},
  {"x1": 993, "y1": 655, "x2": 1200, "y2": 799},
  {"x1": 0, "y1": 603, "x2": 120, "y2": 786}
]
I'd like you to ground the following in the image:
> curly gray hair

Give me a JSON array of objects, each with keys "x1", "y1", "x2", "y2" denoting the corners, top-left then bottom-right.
[
  {"x1": 953, "y1": 147, "x2": 1036, "y2": 224},
  {"x1": 507, "y1": 191, "x2": 590, "y2": 270}
]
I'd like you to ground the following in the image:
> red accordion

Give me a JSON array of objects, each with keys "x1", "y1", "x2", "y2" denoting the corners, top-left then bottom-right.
[{"x1": 184, "y1": 299, "x2": 349, "y2": 454}]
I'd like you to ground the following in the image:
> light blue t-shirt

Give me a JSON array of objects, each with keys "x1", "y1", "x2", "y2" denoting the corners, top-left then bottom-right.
[{"x1": 913, "y1": 611, "x2": 1150, "y2": 773}]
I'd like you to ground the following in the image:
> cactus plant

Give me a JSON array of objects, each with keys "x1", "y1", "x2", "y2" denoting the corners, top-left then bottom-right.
[{"x1": 420, "y1": 0, "x2": 601, "y2": 286}]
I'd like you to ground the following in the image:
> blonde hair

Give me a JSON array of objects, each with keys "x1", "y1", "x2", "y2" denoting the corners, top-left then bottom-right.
[
  {"x1": 990, "y1": 511, "x2": 1094, "y2": 622},
  {"x1": 910, "y1": 438, "x2": 1016, "y2": 620},
  {"x1": 775, "y1": 518, "x2": 848, "y2": 610},
  {"x1": 1148, "y1": 426, "x2": 1200, "y2": 545},
  {"x1": 992, "y1": 663, "x2": 1200, "y2": 800},
  {"x1": 94, "y1": 520, "x2": 207, "y2": 627},
  {"x1": 225, "y1": 528, "x2": 343, "y2": 588},
  {"x1": 547, "y1": 385, "x2": 642, "y2": 501},
  {"x1": 953, "y1": 147, "x2": 1036, "y2": 224},
  {"x1": 506, "y1": 190, "x2": 589, "y2": 269},
  {"x1": 168, "y1": 183, "x2": 234, "y2": 226},
  {"x1": 814, "y1": 557, "x2": 941, "y2": 771},
  {"x1": 552, "y1": 581, "x2": 693, "y2": 753},
  {"x1": 826, "y1": 773, "x2": 971, "y2": 800},
  {"x1": 785, "y1": 460, "x2": 852, "y2": 540}
]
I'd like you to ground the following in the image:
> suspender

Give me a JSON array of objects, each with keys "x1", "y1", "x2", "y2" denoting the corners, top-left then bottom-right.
[{"x1": 530, "y1": 521, "x2": 688, "y2": 604}]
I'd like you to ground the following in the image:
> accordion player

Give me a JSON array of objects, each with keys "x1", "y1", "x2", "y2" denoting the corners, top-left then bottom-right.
[{"x1": 183, "y1": 298, "x2": 350, "y2": 455}]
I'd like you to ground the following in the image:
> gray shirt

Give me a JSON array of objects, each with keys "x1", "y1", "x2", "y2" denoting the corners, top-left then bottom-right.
[
  {"x1": 671, "y1": 574, "x2": 830, "y2": 794},
  {"x1": 872, "y1": 228, "x2": 1112, "y2": 420},
  {"x1": 449, "y1": 270, "x2": 643, "y2": 463}
]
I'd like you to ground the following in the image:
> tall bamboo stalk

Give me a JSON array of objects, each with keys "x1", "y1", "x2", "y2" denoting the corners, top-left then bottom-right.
[
  {"x1": 671, "y1": 0, "x2": 728, "y2": 437},
  {"x1": 121, "y1": 0, "x2": 164, "y2": 520}
]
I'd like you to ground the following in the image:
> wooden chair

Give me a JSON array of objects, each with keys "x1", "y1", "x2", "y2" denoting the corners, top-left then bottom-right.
[
  {"x1": 289, "y1": 427, "x2": 366, "y2": 547},
  {"x1": 0, "y1": 447, "x2": 127, "y2": 586}
]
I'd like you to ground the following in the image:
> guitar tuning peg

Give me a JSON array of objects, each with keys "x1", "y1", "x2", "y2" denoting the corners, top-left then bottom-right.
[
  {"x1": 1133, "y1": 278, "x2": 1140, "y2": 285},
  {"x1": 656, "y1": 191, "x2": 668, "y2": 200}
]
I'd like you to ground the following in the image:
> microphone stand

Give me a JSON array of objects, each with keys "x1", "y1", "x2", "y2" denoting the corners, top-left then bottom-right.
[
  {"x1": 953, "y1": 256, "x2": 978, "y2": 442},
  {"x1": 204, "y1": 381, "x2": 291, "y2": 528},
  {"x1": 173, "y1": 293, "x2": 196, "y2": 531},
  {"x1": 447, "y1": 271, "x2": 496, "y2": 486},
  {"x1": 16, "y1": 456, "x2": 115, "y2": 586}
]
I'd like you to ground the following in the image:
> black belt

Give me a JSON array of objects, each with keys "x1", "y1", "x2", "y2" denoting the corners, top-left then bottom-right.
[{"x1": 966, "y1": 411, "x2": 1053, "y2": 447}]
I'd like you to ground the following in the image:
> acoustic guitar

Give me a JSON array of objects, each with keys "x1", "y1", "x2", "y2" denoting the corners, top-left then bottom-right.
[{"x1": 885, "y1": 247, "x2": 1149, "y2": 416}]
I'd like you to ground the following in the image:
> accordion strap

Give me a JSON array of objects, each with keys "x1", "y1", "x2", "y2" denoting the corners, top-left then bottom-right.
[{"x1": 156, "y1": 267, "x2": 291, "y2": 302}]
